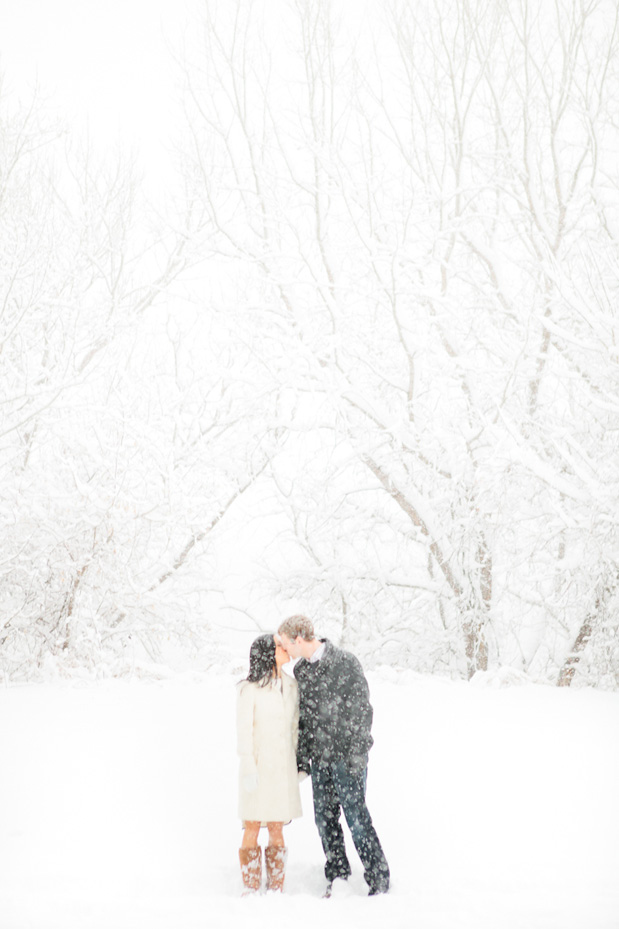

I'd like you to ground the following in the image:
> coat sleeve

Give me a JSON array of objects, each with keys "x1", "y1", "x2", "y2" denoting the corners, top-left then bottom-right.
[
  {"x1": 294, "y1": 670, "x2": 313, "y2": 775},
  {"x1": 343, "y1": 655, "x2": 374, "y2": 759},
  {"x1": 236, "y1": 682, "x2": 258, "y2": 776}
]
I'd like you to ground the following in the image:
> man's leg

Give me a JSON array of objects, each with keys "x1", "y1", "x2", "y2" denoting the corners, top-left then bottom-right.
[
  {"x1": 311, "y1": 764, "x2": 352, "y2": 882},
  {"x1": 331, "y1": 761, "x2": 390, "y2": 894}
]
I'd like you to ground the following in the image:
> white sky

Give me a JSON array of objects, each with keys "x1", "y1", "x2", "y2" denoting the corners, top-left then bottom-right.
[
  {"x1": 0, "y1": 0, "x2": 190, "y2": 175},
  {"x1": 0, "y1": 0, "x2": 375, "y2": 184}
]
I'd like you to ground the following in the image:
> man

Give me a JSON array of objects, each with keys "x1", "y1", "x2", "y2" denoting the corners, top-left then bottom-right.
[{"x1": 278, "y1": 615, "x2": 390, "y2": 897}]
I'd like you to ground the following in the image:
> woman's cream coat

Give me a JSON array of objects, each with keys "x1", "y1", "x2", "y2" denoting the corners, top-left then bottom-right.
[{"x1": 236, "y1": 674, "x2": 303, "y2": 823}]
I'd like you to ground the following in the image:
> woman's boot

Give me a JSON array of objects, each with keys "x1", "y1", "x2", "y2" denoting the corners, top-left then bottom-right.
[
  {"x1": 239, "y1": 846, "x2": 262, "y2": 894},
  {"x1": 264, "y1": 845, "x2": 288, "y2": 892}
]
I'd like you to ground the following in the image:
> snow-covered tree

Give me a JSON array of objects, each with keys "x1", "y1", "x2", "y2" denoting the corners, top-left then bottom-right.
[
  {"x1": 180, "y1": 0, "x2": 619, "y2": 684},
  {"x1": 0, "y1": 85, "x2": 276, "y2": 679}
]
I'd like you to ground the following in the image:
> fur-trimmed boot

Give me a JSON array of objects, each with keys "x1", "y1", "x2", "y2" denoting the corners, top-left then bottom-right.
[
  {"x1": 239, "y1": 846, "x2": 262, "y2": 895},
  {"x1": 264, "y1": 845, "x2": 288, "y2": 893}
]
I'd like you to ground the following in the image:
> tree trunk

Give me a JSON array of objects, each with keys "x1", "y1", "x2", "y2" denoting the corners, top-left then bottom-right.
[
  {"x1": 556, "y1": 574, "x2": 618, "y2": 687},
  {"x1": 556, "y1": 618, "x2": 594, "y2": 687},
  {"x1": 463, "y1": 536, "x2": 492, "y2": 679},
  {"x1": 463, "y1": 616, "x2": 489, "y2": 680}
]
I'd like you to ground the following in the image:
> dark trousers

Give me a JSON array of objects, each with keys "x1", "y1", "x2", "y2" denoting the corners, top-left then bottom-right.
[{"x1": 311, "y1": 760, "x2": 390, "y2": 892}]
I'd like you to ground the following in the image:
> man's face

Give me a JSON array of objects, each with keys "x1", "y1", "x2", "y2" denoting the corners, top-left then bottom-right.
[{"x1": 279, "y1": 633, "x2": 301, "y2": 659}]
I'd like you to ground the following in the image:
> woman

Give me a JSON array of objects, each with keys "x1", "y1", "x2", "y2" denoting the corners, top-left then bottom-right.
[{"x1": 237, "y1": 633, "x2": 302, "y2": 894}]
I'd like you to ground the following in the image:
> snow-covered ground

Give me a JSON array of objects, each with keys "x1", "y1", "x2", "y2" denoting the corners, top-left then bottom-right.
[{"x1": 0, "y1": 667, "x2": 617, "y2": 929}]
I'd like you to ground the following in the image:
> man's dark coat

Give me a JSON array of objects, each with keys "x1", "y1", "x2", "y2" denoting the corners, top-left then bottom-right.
[{"x1": 293, "y1": 638, "x2": 374, "y2": 773}]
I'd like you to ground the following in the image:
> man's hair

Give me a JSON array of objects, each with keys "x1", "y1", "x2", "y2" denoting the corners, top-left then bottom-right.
[{"x1": 278, "y1": 614, "x2": 315, "y2": 641}]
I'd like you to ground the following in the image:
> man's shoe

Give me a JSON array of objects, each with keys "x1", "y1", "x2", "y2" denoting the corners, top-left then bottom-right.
[
  {"x1": 324, "y1": 876, "x2": 351, "y2": 898},
  {"x1": 368, "y1": 883, "x2": 389, "y2": 896}
]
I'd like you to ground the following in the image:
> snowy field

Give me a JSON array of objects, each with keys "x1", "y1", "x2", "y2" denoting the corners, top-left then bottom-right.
[{"x1": 0, "y1": 668, "x2": 618, "y2": 929}]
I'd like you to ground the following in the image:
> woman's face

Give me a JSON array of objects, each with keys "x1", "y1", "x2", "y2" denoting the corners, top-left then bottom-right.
[{"x1": 274, "y1": 638, "x2": 289, "y2": 669}]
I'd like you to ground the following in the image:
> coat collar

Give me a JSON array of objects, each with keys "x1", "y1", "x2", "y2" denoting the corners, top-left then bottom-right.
[{"x1": 296, "y1": 638, "x2": 334, "y2": 675}]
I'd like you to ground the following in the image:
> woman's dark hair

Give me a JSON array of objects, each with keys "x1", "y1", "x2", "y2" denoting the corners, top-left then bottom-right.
[{"x1": 246, "y1": 634, "x2": 276, "y2": 686}]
